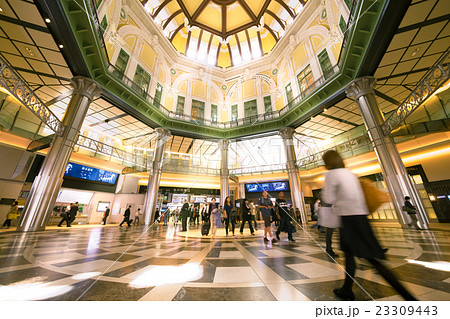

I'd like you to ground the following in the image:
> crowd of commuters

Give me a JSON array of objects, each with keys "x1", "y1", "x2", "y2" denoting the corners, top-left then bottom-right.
[{"x1": 0, "y1": 148, "x2": 422, "y2": 301}]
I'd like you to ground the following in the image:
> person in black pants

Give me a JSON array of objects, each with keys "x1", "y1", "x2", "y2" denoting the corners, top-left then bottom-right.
[
  {"x1": 240, "y1": 199, "x2": 254, "y2": 235},
  {"x1": 223, "y1": 196, "x2": 236, "y2": 236},
  {"x1": 180, "y1": 199, "x2": 190, "y2": 231},
  {"x1": 193, "y1": 206, "x2": 200, "y2": 225},
  {"x1": 58, "y1": 204, "x2": 71, "y2": 227},
  {"x1": 119, "y1": 205, "x2": 133, "y2": 227},
  {"x1": 322, "y1": 150, "x2": 416, "y2": 301},
  {"x1": 102, "y1": 206, "x2": 110, "y2": 225},
  {"x1": 66, "y1": 202, "x2": 79, "y2": 227},
  {"x1": 275, "y1": 192, "x2": 295, "y2": 242}
]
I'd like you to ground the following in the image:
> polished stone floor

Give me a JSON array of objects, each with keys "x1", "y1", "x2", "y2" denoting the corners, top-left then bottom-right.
[{"x1": 0, "y1": 221, "x2": 449, "y2": 301}]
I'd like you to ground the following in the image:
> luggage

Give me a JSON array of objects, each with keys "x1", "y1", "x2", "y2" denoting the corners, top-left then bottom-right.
[{"x1": 201, "y1": 222, "x2": 210, "y2": 236}]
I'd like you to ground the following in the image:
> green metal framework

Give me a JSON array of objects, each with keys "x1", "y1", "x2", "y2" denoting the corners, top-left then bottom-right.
[{"x1": 59, "y1": 0, "x2": 387, "y2": 139}]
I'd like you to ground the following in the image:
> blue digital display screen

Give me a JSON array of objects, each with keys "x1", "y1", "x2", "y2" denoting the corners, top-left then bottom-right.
[
  {"x1": 64, "y1": 162, "x2": 118, "y2": 185},
  {"x1": 245, "y1": 181, "x2": 289, "y2": 193}
]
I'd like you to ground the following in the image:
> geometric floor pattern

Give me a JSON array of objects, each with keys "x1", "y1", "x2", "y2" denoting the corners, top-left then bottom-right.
[{"x1": 0, "y1": 221, "x2": 449, "y2": 301}]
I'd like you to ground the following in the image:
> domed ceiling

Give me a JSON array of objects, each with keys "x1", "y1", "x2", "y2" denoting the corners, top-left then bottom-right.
[{"x1": 141, "y1": 0, "x2": 308, "y2": 68}]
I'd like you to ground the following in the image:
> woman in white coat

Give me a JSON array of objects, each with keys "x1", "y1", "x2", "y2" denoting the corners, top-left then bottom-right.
[{"x1": 321, "y1": 150, "x2": 416, "y2": 301}]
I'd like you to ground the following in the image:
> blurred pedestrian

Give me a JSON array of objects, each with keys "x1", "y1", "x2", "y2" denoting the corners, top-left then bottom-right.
[{"x1": 322, "y1": 150, "x2": 416, "y2": 301}]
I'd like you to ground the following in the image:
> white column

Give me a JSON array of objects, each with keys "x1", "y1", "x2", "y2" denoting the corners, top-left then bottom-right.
[
  {"x1": 346, "y1": 76, "x2": 429, "y2": 229},
  {"x1": 18, "y1": 77, "x2": 102, "y2": 232},
  {"x1": 143, "y1": 127, "x2": 171, "y2": 225},
  {"x1": 219, "y1": 139, "x2": 230, "y2": 206},
  {"x1": 279, "y1": 127, "x2": 306, "y2": 224}
]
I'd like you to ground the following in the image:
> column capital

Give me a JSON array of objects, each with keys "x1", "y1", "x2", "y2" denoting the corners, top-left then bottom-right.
[
  {"x1": 70, "y1": 76, "x2": 102, "y2": 101},
  {"x1": 346, "y1": 76, "x2": 376, "y2": 100},
  {"x1": 218, "y1": 139, "x2": 230, "y2": 150},
  {"x1": 279, "y1": 127, "x2": 295, "y2": 139},
  {"x1": 154, "y1": 127, "x2": 171, "y2": 141}
]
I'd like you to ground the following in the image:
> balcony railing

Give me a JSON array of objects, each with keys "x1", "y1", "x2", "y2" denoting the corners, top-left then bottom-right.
[
  {"x1": 296, "y1": 134, "x2": 373, "y2": 170},
  {"x1": 75, "y1": 134, "x2": 150, "y2": 171},
  {"x1": 108, "y1": 63, "x2": 340, "y2": 129},
  {"x1": 230, "y1": 163, "x2": 287, "y2": 176},
  {"x1": 86, "y1": 0, "x2": 347, "y2": 131}
]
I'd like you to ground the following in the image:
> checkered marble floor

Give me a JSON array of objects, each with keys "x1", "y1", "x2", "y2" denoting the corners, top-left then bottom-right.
[{"x1": 0, "y1": 221, "x2": 449, "y2": 301}]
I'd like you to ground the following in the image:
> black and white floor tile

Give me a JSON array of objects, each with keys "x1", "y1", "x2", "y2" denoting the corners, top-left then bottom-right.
[{"x1": 0, "y1": 221, "x2": 449, "y2": 301}]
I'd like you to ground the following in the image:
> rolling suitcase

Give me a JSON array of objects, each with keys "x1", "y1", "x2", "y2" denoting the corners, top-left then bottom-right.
[{"x1": 201, "y1": 222, "x2": 210, "y2": 236}]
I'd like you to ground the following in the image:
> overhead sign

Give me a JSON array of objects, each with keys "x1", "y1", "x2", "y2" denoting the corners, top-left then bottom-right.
[
  {"x1": 64, "y1": 162, "x2": 118, "y2": 185},
  {"x1": 245, "y1": 181, "x2": 289, "y2": 193}
]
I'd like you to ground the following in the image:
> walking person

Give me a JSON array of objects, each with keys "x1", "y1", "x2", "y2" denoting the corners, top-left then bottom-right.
[
  {"x1": 321, "y1": 150, "x2": 416, "y2": 301},
  {"x1": 193, "y1": 206, "x2": 200, "y2": 225},
  {"x1": 102, "y1": 206, "x2": 110, "y2": 225},
  {"x1": 311, "y1": 198, "x2": 325, "y2": 232},
  {"x1": 275, "y1": 192, "x2": 295, "y2": 242},
  {"x1": 154, "y1": 208, "x2": 160, "y2": 223},
  {"x1": 403, "y1": 196, "x2": 420, "y2": 230},
  {"x1": 240, "y1": 199, "x2": 254, "y2": 235},
  {"x1": 134, "y1": 208, "x2": 141, "y2": 225},
  {"x1": 180, "y1": 199, "x2": 190, "y2": 232},
  {"x1": 209, "y1": 198, "x2": 221, "y2": 237},
  {"x1": 163, "y1": 209, "x2": 170, "y2": 226},
  {"x1": 119, "y1": 205, "x2": 133, "y2": 227},
  {"x1": 320, "y1": 200, "x2": 338, "y2": 257},
  {"x1": 57, "y1": 204, "x2": 71, "y2": 227},
  {"x1": 250, "y1": 200, "x2": 258, "y2": 230},
  {"x1": 67, "y1": 202, "x2": 79, "y2": 227},
  {"x1": 258, "y1": 190, "x2": 278, "y2": 243},
  {"x1": 2, "y1": 201, "x2": 18, "y2": 229},
  {"x1": 223, "y1": 196, "x2": 236, "y2": 237},
  {"x1": 173, "y1": 207, "x2": 180, "y2": 225}
]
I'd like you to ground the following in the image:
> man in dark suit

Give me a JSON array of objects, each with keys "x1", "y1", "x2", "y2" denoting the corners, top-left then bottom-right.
[
  {"x1": 102, "y1": 207, "x2": 110, "y2": 225},
  {"x1": 120, "y1": 205, "x2": 133, "y2": 227},
  {"x1": 67, "y1": 202, "x2": 79, "y2": 227},
  {"x1": 180, "y1": 199, "x2": 190, "y2": 231}
]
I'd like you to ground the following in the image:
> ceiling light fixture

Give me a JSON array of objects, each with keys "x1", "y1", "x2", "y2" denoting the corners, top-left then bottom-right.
[
  {"x1": 58, "y1": 44, "x2": 64, "y2": 49},
  {"x1": 411, "y1": 48, "x2": 420, "y2": 57},
  {"x1": 323, "y1": 108, "x2": 327, "y2": 112},
  {"x1": 25, "y1": 47, "x2": 34, "y2": 56},
  {"x1": 45, "y1": 18, "x2": 51, "y2": 23}
]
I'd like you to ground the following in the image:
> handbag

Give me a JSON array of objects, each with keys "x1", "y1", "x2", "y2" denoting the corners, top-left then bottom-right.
[
  {"x1": 318, "y1": 206, "x2": 341, "y2": 228},
  {"x1": 360, "y1": 178, "x2": 390, "y2": 213},
  {"x1": 403, "y1": 213, "x2": 412, "y2": 224},
  {"x1": 402, "y1": 206, "x2": 416, "y2": 214}
]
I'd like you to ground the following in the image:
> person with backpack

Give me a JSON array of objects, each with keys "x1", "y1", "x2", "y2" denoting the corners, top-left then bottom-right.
[
  {"x1": 119, "y1": 205, "x2": 133, "y2": 227},
  {"x1": 321, "y1": 150, "x2": 416, "y2": 301},
  {"x1": 258, "y1": 190, "x2": 278, "y2": 244}
]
